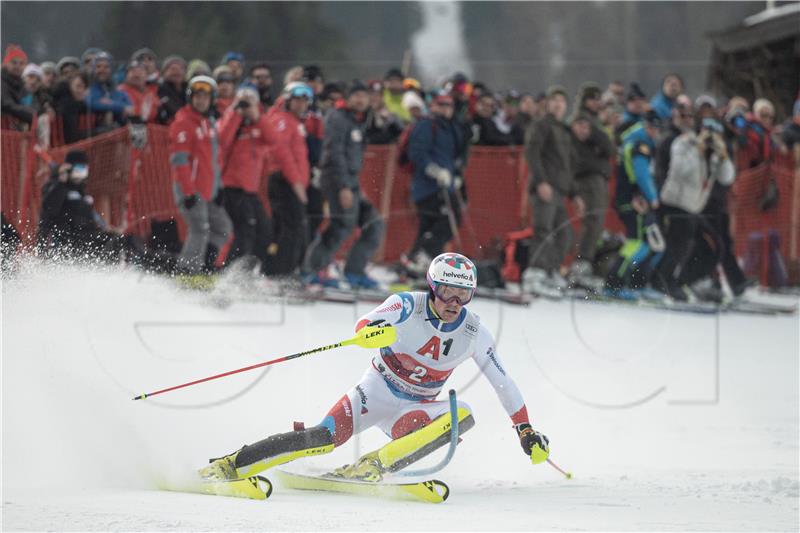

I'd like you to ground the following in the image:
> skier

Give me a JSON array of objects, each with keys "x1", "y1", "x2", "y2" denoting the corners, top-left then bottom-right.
[{"x1": 200, "y1": 252, "x2": 549, "y2": 482}]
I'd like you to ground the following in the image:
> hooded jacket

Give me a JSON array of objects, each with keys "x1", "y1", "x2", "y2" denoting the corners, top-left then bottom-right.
[
  {"x1": 319, "y1": 105, "x2": 367, "y2": 191},
  {"x1": 660, "y1": 132, "x2": 735, "y2": 214}
]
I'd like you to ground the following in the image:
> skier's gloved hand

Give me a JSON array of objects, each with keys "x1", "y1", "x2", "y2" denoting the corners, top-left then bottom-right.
[
  {"x1": 425, "y1": 163, "x2": 452, "y2": 189},
  {"x1": 183, "y1": 194, "x2": 199, "y2": 210},
  {"x1": 516, "y1": 423, "x2": 549, "y2": 464}
]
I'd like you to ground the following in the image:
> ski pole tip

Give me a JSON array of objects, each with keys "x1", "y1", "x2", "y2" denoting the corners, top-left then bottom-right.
[{"x1": 132, "y1": 393, "x2": 147, "y2": 401}]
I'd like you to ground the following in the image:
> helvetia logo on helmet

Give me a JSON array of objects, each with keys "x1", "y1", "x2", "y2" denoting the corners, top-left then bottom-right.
[{"x1": 441, "y1": 271, "x2": 474, "y2": 282}]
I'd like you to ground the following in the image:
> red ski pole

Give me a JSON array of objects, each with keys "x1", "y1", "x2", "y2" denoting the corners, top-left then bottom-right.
[{"x1": 132, "y1": 326, "x2": 396, "y2": 401}]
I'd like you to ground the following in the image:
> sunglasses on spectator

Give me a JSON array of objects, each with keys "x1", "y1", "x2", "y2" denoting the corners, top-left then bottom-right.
[{"x1": 253, "y1": 74, "x2": 271, "y2": 80}]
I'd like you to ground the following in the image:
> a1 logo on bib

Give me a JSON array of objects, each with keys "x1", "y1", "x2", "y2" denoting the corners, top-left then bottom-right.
[
  {"x1": 350, "y1": 129, "x2": 363, "y2": 143},
  {"x1": 417, "y1": 336, "x2": 454, "y2": 361}
]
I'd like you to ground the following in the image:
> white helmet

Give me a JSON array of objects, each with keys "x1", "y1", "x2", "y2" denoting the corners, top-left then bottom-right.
[{"x1": 427, "y1": 253, "x2": 477, "y2": 305}]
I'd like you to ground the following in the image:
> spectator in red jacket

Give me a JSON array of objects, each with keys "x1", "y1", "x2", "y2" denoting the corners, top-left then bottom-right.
[
  {"x1": 217, "y1": 87, "x2": 273, "y2": 272},
  {"x1": 131, "y1": 47, "x2": 159, "y2": 87},
  {"x1": 168, "y1": 75, "x2": 235, "y2": 274},
  {"x1": 118, "y1": 60, "x2": 159, "y2": 123},
  {"x1": 264, "y1": 81, "x2": 312, "y2": 276},
  {"x1": 741, "y1": 98, "x2": 776, "y2": 168}
]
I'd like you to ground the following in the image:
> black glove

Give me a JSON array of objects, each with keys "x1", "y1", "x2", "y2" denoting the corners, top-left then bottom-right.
[
  {"x1": 183, "y1": 194, "x2": 199, "y2": 210},
  {"x1": 516, "y1": 423, "x2": 549, "y2": 461}
]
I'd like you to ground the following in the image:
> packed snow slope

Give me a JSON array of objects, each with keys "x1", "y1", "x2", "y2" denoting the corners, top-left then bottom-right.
[{"x1": 2, "y1": 264, "x2": 799, "y2": 531}]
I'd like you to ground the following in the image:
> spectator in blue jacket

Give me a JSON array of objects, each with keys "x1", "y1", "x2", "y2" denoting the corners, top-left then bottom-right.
[
  {"x1": 404, "y1": 89, "x2": 465, "y2": 273},
  {"x1": 85, "y1": 52, "x2": 132, "y2": 129},
  {"x1": 650, "y1": 73, "x2": 683, "y2": 122}
]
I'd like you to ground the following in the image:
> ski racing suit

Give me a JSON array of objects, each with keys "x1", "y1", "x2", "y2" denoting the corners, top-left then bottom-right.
[{"x1": 223, "y1": 291, "x2": 532, "y2": 480}]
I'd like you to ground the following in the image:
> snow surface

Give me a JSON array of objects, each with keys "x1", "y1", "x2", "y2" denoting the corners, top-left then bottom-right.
[{"x1": 2, "y1": 263, "x2": 799, "y2": 531}]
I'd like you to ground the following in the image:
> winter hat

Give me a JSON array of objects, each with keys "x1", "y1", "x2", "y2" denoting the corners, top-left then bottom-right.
[
  {"x1": 403, "y1": 78, "x2": 421, "y2": 91},
  {"x1": 627, "y1": 82, "x2": 647, "y2": 101},
  {"x1": 186, "y1": 59, "x2": 211, "y2": 81},
  {"x1": 504, "y1": 89, "x2": 521, "y2": 103},
  {"x1": 65, "y1": 149, "x2": 89, "y2": 166},
  {"x1": 131, "y1": 47, "x2": 157, "y2": 62},
  {"x1": 578, "y1": 81, "x2": 602, "y2": 101},
  {"x1": 402, "y1": 90, "x2": 426, "y2": 113},
  {"x1": 384, "y1": 68, "x2": 404, "y2": 81},
  {"x1": 80, "y1": 47, "x2": 102, "y2": 65},
  {"x1": 694, "y1": 94, "x2": 717, "y2": 110},
  {"x1": 643, "y1": 110, "x2": 663, "y2": 128},
  {"x1": 303, "y1": 64, "x2": 323, "y2": 82},
  {"x1": 161, "y1": 55, "x2": 186, "y2": 73},
  {"x1": 213, "y1": 65, "x2": 234, "y2": 82},
  {"x1": 236, "y1": 85, "x2": 259, "y2": 102},
  {"x1": 430, "y1": 88, "x2": 454, "y2": 104},
  {"x1": 3, "y1": 44, "x2": 28, "y2": 65},
  {"x1": 56, "y1": 56, "x2": 80, "y2": 72},
  {"x1": 40, "y1": 61, "x2": 56, "y2": 75},
  {"x1": 222, "y1": 51, "x2": 245, "y2": 64},
  {"x1": 348, "y1": 79, "x2": 369, "y2": 97},
  {"x1": 321, "y1": 82, "x2": 344, "y2": 100},
  {"x1": 22, "y1": 63, "x2": 43, "y2": 79},
  {"x1": 91, "y1": 51, "x2": 113, "y2": 71},
  {"x1": 546, "y1": 85, "x2": 568, "y2": 100}
]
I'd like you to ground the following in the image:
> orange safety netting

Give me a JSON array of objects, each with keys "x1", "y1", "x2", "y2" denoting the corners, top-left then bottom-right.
[{"x1": 2, "y1": 124, "x2": 798, "y2": 285}]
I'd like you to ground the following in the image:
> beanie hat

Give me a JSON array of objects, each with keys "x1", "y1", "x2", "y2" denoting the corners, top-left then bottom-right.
[
  {"x1": 56, "y1": 56, "x2": 80, "y2": 72},
  {"x1": 3, "y1": 44, "x2": 28, "y2": 65},
  {"x1": 65, "y1": 149, "x2": 89, "y2": 166},
  {"x1": 161, "y1": 55, "x2": 186, "y2": 73},
  {"x1": 348, "y1": 79, "x2": 369, "y2": 97},
  {"x1": 546, "y1": 85, "x2": 568, "y2": 99},
  {"x1": 22, "y1": 63, "x2": 43, "y2": 79}
]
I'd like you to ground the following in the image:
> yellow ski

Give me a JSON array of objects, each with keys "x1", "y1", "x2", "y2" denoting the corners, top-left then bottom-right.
[
  {"x1": 160, "y1": 475, "x2": 272, "y2": 501},
  {"x1": 274, "y1": 470, "x2": 449, "y2": 503}
]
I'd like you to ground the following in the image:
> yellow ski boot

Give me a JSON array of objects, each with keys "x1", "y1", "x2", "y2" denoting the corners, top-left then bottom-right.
[
  {"x1": 329, "y1": 451, "x2": 385, "y2": 482},
  {"x1": 199, "y1": 450, "x2": 241, "y2": 481}
]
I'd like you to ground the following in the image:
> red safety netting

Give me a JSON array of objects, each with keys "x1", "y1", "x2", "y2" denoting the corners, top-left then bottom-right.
[
  {"x1": 1, "y1": 129, "x2": 28, "y2": 230},
  {"x1": 2, "y1": 123, "x2": 798, "y2": 285},
  {"x1": 730, "y1": 154, "x2": 800, "y2": 285}
]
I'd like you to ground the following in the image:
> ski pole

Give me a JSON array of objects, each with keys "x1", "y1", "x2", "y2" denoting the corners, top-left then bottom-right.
[
  {"x1": 132, "y1": 325, "x2": 396, "y2": 401},
  {"x1": 546, "y1": 458, "x2": 573, "y2": 479},
  {"x1": 441, "y1": 187, "x2": 464, "y2": 250}
]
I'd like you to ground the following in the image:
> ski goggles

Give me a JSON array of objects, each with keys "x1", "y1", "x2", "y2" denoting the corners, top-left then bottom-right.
[{"x1": 431, "y1": 283, "x2": 475, "y2": 305}]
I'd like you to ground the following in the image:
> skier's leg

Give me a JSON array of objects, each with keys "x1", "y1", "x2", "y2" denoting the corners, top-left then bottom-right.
[
  {"x1": 200, "y1": 368, "x2": 396, "y2": 481},
  {"x1": 376, "y1": 399, "x2": 474, "y2": 474},
  {"x1": 333, "y1": 398, "x2": 475, "y2": 481}
]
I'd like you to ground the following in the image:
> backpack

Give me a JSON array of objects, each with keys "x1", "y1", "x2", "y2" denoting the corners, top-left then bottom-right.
[{"x1": 396, "y1": 119, "x2": 437, "y2": 173}]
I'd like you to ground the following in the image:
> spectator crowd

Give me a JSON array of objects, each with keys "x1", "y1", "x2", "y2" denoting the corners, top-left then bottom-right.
[{"x1": 2, "y1": 43, "x2": 798, "y2": 300}]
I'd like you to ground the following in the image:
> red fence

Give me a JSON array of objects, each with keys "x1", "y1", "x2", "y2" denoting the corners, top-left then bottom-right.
[{"x1": 2, "y1": 124, "x2": 798, "y2": 285}]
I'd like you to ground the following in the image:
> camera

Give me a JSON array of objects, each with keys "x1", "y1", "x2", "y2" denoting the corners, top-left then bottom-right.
[{"x1": 235, "y1": 100, "x2": 251, "y2": 110}]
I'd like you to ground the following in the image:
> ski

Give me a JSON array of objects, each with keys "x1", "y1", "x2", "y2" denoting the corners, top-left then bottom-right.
[
  {"x1": 274, "y1": 470, "x2": 449, "y2": 504},
  {"x1": 160, "y1": 475, "x2": 273, "y2": 501}
]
